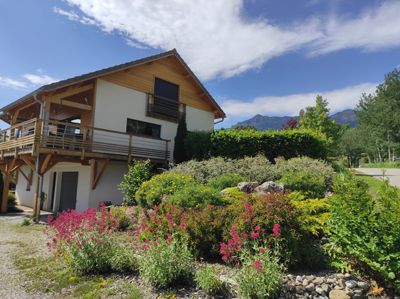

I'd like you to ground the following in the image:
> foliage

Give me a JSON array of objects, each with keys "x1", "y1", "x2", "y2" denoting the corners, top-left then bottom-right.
[
  {"x1": 236, "y1": 245, "x2": 283, "y2": 299},
  {"x1": 289, "y1": 192, "x2": 330, "y2": 237},
  {"x1": 174, "y1": 116, "x2": 188, "y2": 163},
  {"x1": 195, "y1": 265, "x2": 224, "y2": 294},
  {"x1": 46, "y1": 205, "x2": 137, "y2": 274},
  {"x1": 185, "y1": 131, "x2": 212, "y2": 160},
  {"x1": 275, "y1": 156, "x2": 336, "y2": 191},
  {"x1": 360, "y1": 161, "x2": 400, "y2": 169},
  {"x1": 119, "y1": 160, "x2": 152, "y2": 206},
  {"x1": 221, "y1": 187, "x2": 245, "y2": 203},
  {"x1": 184, "y1": 128, "x2": 328, "y2": 161},
  {"x1": 299, "y1": 95, "x2": 344, "y2": 154},
  {"x1": 207, "y1": 173, "x2": 244, "y2": 191},
  {"x1": 109, "y1": 246, "x2": 139, "y2": 273},
  {"x1": 171, "y1": 155, "x2": 279, "y2": 184},
  {"x1": 338, "y1": 127, "x2": 365, "y2": 167},
  {"x1": 139, "y1": 235, "x2": 194, "y2": 288},
  {"x1": 326, "y1": 173, "x2": 400, "y2": 292},
  {"x1": 109, "y1": 206, "x2": 140, "y2": 231},
  {"x1": 135, "y1": 172, "x2": 195, "y2": 207},
  {"x1": 164, "y1": 184, "x2": 225, "y2": 208},
  {"x1": 280, "y1": 170, "x2": 327, "y2": 198},
  {"x1": 7, "y1": 191, "x2": 22, "y2": 212}
]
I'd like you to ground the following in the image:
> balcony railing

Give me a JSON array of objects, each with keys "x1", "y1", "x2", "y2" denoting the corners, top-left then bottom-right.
[
  {"x1": 0, "y1": 119, "x2": 170, "y2": 162},
  {"x1": 147, "y1": 94, "x2": 181, "y2": 122}
]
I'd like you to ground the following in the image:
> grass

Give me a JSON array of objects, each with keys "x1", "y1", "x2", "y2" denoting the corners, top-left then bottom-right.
[
  {"x1": 360, "y1": 161, "x2": 400, "y2": 169},
  {"x1": 356, "y1": 174, "x2": 386, "y2": 198}
]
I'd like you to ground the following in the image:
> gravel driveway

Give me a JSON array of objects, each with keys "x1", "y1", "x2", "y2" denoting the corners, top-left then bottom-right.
[{"x1": 0, "y1": 214, "x2": 52, "y2": 299}]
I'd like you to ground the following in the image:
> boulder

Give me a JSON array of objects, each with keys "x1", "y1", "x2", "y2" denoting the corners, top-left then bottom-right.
[
  {"x1": 237, "y1": 181, "x2": 259, "y2": 193},
  {"x1": 254, "y1": 181, "x2": 284, "y2": 194},
  {"x1": 329, "y1": 289, "x2": 350, "y2": 299}
]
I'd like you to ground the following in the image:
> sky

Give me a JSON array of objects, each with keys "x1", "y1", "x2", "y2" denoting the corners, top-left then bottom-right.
[{"x1": 1, "y1": 0, "x2": 400, "y2": 128}]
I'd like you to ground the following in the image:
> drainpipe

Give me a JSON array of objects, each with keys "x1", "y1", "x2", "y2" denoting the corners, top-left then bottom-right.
[
  {"x1": 214, "y1": 117, "x2": 225, "y2": 125},
  {"x1": 33, "y1": 93, "x2": 45, "y2": 222}
]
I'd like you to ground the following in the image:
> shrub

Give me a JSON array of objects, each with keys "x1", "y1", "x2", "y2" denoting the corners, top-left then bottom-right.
[
  {"x1": 171, "y1": 155, "x2": 278, "y2": 184},
  {"x1": 280, "y1": 170, "x2": 327, "y2": 198},
  {"x1": 195, "y1": 265, "x2": 224, "y2": 294},
  {"x1": 46, "y1": 205, "x2": 130, "y2": 274},
  {"x1": 164, "y1": 184, "x2": 225, "y2": 208},
  {"x1": 221, "y1": 187, "x2": 245, "y2": 203},
  {"x1": 207, "y1": 173, "x2": 244, "y2": 191},
  {"x1": 109, "y1": 206, "x2": 140, "y2": 231},
  {"x1": 109, "y1": 246, "x2": 139, "y2": 273},
  {"x1": 236, "y1": 246, "x2": 283, "y2": 299},
  {"x1": 185, "y1": 128, "x2": 327, "y2": 161},
  {"x1": 119, "y1": 160, "x2": 152, "y2": 206},
  {"x1": 276, "y1": 156, "x2": 335, "y2": 191},
  {"x1": 174, "y1": 116, "x2": 188, "y2": 163},
  {"x1": 326, "y1": 174, "x2": 400, "y2": 292},
  {"x1": 135, "y1": 172, "x2": 195, "y2": 207},
  {"x1": 185, "y1": 131, "x2": 212, "y2": 160},
  {"x1": 139, "y1": 235, "x2": 194, "y2": 288}
]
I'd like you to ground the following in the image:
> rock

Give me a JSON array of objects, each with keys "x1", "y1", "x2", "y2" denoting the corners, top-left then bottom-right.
[
  {"x1": 321, "y1": 283, "x2": 330, "y2": 293},
  {"x1": 254, "y1": 181, "x2": 284, "y2": 193},
  {"x1": 344, "y1": 273, "x2": 352, "y2": 279},
  {"x1": 296, "y1": 275, "x2": 303, "y2": 282},
  {"x1": 344, "y1": 280, "x2": 357, "y2": 289},
  {"x1": 326, "y1": 278, "x2": 336, "y2": 284},
  {"x1": 314, "y1": 277, "x2": 324, "y2": 284},
  {"x1": 303, "y1": 279, "x2": 309, "y2": 286},
  {"x1": 305, "y1": 283, "x2": 315, "y2": 292},
  {"x1": 357, "y1": 281, "x2": 369, "y2": 291},
  {"x1": 306, "y1": 275, "x2": 316, "y2": 281},
  {"x1": 316, "y1": 286, "x2": 326, "y2": 295},
  {"x1": 237, "y1": 181, "x2": 259, "y2": 193},
  {"x1": 329, "y1": 289, "x2": 350, "y2": 299}
]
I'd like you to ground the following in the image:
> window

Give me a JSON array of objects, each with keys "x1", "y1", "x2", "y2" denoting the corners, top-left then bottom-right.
[
  {"x1": 148, "y1": 78, "x2": 180, "y2": 121},
  {"x1": 126, "y1": 118, "x2": 161, "y2": 138}
]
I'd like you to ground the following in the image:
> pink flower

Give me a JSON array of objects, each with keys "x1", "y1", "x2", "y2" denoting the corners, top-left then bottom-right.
[
  {"x1": 259, "y1": 247, "x2": 265, "y2": 254},
  {"x1": 272, "y1": 223, "x2": 281, "y2": 237},
  {"x1": 251, "y1": 231, "x2": 260, "y2": 239},
  {"x1": 253, "y1": 260, "x2": 262, "y2": 272}
]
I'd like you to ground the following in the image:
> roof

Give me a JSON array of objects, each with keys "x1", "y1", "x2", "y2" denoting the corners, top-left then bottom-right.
[{"x1": 1, "y1": 49, "x2": 225, "y2": 118}]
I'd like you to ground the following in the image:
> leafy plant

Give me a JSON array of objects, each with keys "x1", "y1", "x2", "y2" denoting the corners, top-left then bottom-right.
[
  {"x1": 195, "y1": 265, "x2": 224, "y2": 294},
  {"x1": 135, "y1": 172, "x2": 195, "y2": 207},
  {"x1": 119, "y1": 160, "x2": 152, "y2": 206},
  {"x1": 207, "y1": 173, "x2": 244, "y2": 191},
  {"x1": 280, "y1": 170, "x2": 327, "y2": 198},
  {"x1": 139, "y1": 235, "x2": 194, "y2": 288},
  {"x1": 164, "y1": 184, "x2": 225, "y2": 208}
]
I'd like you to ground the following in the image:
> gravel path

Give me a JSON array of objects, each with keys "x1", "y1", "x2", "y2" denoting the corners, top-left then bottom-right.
[{"x1": 0, "y1": 214, "x2": 52, "y2": 299}]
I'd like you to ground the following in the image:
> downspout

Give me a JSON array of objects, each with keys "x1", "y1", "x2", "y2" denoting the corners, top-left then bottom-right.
[
  {"x1": 214, "y1": 117, "x2": 225, "y2": 125},
  {"x1": 33, "y1": 93, "x2": 45, "y2": 222}
]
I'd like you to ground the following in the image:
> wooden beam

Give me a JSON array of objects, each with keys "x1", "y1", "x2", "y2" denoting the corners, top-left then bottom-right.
[
  {"x1": 18, "y1": 167, "x2": 29, "y2": 182},
  {"x1": 40, "y1": 154, "x2": 52, "y2": 175},
  {"x1": 91, "y1": 159, "x2": 108, "y2": 189},
  {"x1": 21, "y1": 156, "x2": 35, "y2": 172},
  {"x1": 46, "y1": 84, "x2": 94, "y2": 102},
  {"x1": 1, "y1": 169, "x2": 10, "y2": 213},
  {"x1": 48, "y1": 98, "x2": 92, "y2": 111}
]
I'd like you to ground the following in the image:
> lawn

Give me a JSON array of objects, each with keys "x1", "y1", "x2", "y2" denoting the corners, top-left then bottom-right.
[
  {"x1": 360, "y1": 161, "x2": 400, "y2": 169},
  {"x1": 356, "y1": 174, "x2": 386, "y2": 198}
]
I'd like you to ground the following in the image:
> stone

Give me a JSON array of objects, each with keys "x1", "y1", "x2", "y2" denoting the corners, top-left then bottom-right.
[
  {"x1": 296, "y1": 275, "x2": 303, "y2": 282},
  {"x1": 237, "y1": 181, "x2": 259, "y2": 193},
  {"x1": 306, "y1": 275, "x2": 316, "y2": 281},
  {"x1": 329, "y1": 289, "x2": 350, "y2": 299},
  {"x1": 254, "y1": 181, "x2": 284, "y2": 193},
  {"x1": 303, "y1": 279, "x2": 309, "y2": 286},
  {"x1": 305, "y1": 283, "x2": 315, "y2": 292},
  {"x1": 344, "y1": 273, "x2": 352, "y2": 279},
  {"x1": 314, "y1": 277, "x2": 324, "y2": 284},
  {"x1": 344, "y1": 280, "x2": 357, "y2": 289},
  {"x1": 326, "y1": 278, "x2": 336, "y2": 284},
  {"x1": 321, "y1": 283, "x2": 330, "y2": 293},
  {"x1": 357, "y1": 281, "x2": 369, "y2": 291},
  {"x1": 316, "y1": 286, "x2": 326, "y2": 295}
]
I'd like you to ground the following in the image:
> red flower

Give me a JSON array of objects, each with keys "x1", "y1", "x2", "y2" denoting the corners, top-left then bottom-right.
[
  {"x1": 259, "y1": 247, "x2": 265, "y2": 254},
  {"x1": 253, "y1": 260, "x2": 262, "y2": 272},
  {"x1": 272, "y1": 223, "x2": 281, "y2": 237}
]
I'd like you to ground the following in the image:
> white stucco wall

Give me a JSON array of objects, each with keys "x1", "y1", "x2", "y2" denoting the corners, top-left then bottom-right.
[
  {"x1": 15, "y1": 165, "x2": 36, "y2": 208},
  {"x1": 186, "y1": 106, "x2": 214, "y2": 131}
]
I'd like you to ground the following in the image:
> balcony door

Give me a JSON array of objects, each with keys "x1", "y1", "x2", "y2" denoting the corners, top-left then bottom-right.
[{"x1": 58, "y1": 172, "x2": 78, "y2": 211}]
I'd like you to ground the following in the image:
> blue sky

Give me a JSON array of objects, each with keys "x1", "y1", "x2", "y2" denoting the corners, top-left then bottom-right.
[{"x1": 1, "y1": 0, "x2": 400, "y2": 128}]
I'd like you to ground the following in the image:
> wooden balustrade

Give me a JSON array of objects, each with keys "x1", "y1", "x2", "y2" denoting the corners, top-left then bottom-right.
[{"x1": 0, "y1": 118, "x2": 170, "y2": 162}]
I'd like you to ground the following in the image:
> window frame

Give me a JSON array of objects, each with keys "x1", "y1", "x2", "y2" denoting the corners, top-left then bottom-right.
[{"x1": 126, "y1": 118, "x2": 162, "y2": 139}]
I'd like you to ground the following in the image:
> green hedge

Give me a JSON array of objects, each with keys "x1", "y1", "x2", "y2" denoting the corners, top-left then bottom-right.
[{"x1": 186, "y1": 129, "x2": 328, "y2": 161}]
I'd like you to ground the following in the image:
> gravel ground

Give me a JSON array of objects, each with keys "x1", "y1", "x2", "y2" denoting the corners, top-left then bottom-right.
[{"x1": 0, "y1": 214, "x2": 53, "y2": 299}]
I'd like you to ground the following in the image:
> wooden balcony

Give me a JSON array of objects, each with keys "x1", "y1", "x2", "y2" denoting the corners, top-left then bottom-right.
[{"x1": 0, "y1": 119, "x2": 170, "y2": 162}]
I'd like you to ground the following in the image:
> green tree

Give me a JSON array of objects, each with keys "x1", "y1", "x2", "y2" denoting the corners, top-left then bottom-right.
[
  {"x1": 339, "y1": 128, "x2": 364, "y2": 167},
  {"x1": 299, "y1": 95, "x2": 343, "y2": 154},
  {"x1": 174, "y1": 115, "x2": 188, "y2": 163}
]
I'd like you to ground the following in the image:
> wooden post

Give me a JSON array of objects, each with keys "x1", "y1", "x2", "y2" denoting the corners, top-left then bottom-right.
[
  {"x1": 33, "y1": 172, "x2": 41, "y2": 222},
  {"x1": 128, "y1": 134, "x2": 132, "y2": 164},
  {"x1": 165, "y1": 140, "x2": 170, "y2": 163},
  {"x1": 81, "y1": 127, "x2": 87, "y2": 160},
  {"x1": 0, "y1": 167, "x2": 10, "y2": 213}
]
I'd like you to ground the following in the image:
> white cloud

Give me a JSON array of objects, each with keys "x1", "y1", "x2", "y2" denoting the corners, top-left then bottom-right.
[
  {"x1": 310, "y1": 1, "x2": 400, "y2": 55},
  {"x1": 54, "y1": 1, "x2": 400, "y2": 80},
  {"x1": 221, "y1": 82, "x2": 377, "y2": 123},
  {"x1": 54, "y1": 1, "x2": 321, "y2": 80},
  {"x1": 23, "y1": 74, "x2": 59, "y2": 86},
  {"x1": 0, "y1": 76, "x2": 27, "y2": 89}
]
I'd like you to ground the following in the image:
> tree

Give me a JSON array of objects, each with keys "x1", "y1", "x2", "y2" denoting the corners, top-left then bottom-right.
[
  {"x1": 174, "y1": 115, "x2": 188, "y2": 163},
  {"x1": 339, "y1": 128, "x2": 365, "y2": 167},
  {"x1": 299, "y1": 95, "x2": 343, "y2": 154},
  {"x1": 282, "y1": 118, "x2": 298, "y2": 130}
]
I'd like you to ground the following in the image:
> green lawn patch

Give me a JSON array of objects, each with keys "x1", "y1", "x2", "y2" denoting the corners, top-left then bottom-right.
[
  {"x1": 360, "y1": 162, "x2": 400, "y2": 169},
  {"x1": 356, "y1": 174, "x2": 386, "y2": 198}
]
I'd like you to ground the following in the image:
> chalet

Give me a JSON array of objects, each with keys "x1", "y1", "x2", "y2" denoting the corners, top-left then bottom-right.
[{"x1": 0, "y1": 49, "x2": 225, "y2": 219}]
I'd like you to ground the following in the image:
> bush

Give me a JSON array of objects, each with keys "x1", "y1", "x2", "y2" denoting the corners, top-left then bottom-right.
[
  {"x1": 195, "y1": 265, "x2": 224, "y2": 294},
  {"x1": 135, "y1": 172, "x2": 195, "y2": 207},
  {"x1": 119, "y1": 160, "x2": 152, "y2": 206},
  {"x1": 109, "y1": 206, "x2": 140, "y2": 231},
  {"x1": 185, "y1": 131, "x2": 212, "y2": 160},
  {"x1": 46, "y1": 206, "x2": 133, "y2": 274},
  {"x1": 139, "y1": 235, "x2": 194, "y2": 288},
  {"x1": 185, "y1": 129, "x2": 328, "y2": 161},
  {"x1": 171, "y1": 155, "x2": 279, "y2": 184},
  {"x1": 280, "y1": 170, "x2": 327, "y2": 198},
  {"x1": 276, "y1": 156, "x2": 335, "y2": 191},
  {"x1": 236, "y1": 246, "x2": 283, "y2": 299},
  {"x1": 164, "y1": 184, "x2": 225, "y2": 208},
  {"x1": 207, "y1": 173, "x2": 244, "y2": 191},
  {"x1": 221, "y1": 187, "x2": 245, "y2": 203},
  {"x1": 326, "y1": 174, "x2": 400, "y2": 292},
  {"x1": 109, "y1": 246, "x2": 139, "y2": 273}
]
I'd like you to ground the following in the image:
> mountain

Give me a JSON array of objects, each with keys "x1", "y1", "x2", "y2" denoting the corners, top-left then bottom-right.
[{"x1": 234, "y1": 109, "x2": 357, "y2": 130}]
